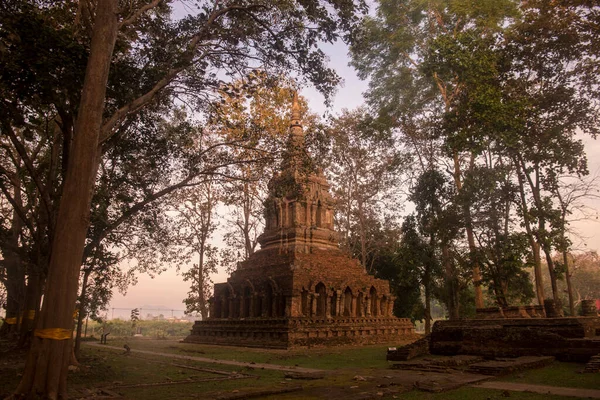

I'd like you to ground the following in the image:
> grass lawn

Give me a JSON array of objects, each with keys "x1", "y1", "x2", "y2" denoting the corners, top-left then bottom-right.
[
  {"x1": 0, "y1": 339, "x2": 284, "y2": 400},
  {"x1": 501, "y1": 360, "x2": 600, "y2": 390},
  {"x1": 2, "y1": 338, "x2": 598, "y2": 399},
  {"x1": 397, "y1": 387, "x2": 584, "y2": 400},
  {"x1": 104, "y1": 337, "x2": 413, "y2": 370},
  {"x1": 269, "y1": 388, "x2": 586, "y2": 400}
]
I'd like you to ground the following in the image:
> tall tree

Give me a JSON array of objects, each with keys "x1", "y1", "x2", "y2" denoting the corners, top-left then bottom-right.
[
  {"x1": 458, "y1": 164, "x2": 535, "y2": 307},
  {"x1": 350, "y1": 0, "x2": 519, "y2": 309},
  {"x1": 173, "y1": 181, "x2": 220, "y2": 319},
  {"x1": 496, "y1": 0, "x2": 600, "y2": 312},
  {"x1": 569, "y1": 252, "x2": 600, "y2": 307},
  {"x1": 15, "y1": 2, "x2": 120, "y2": 396},
  {"x1": 554, "y1": 175, "x2": 600, "y2": 315},
  {"x1": 410, "y1": 169, "x2": 465, "y2": 320},
  {"x1": 0, "y1": 163, "x2": 24, "y2": 337},
  {"x1": 2, "y1": 1, "x2": 367, "y2": 397},
  {"x1": 398, "y1": 215, "x2": 437, "y2": 333},
  {"x1": 326, "y1": 109, "x2": 405, "y2": 271}
]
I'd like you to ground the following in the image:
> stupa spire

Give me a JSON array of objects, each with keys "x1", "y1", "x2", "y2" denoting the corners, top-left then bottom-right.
[
  {"x1": 289, "y1": 90, "x2": 304, "y2": 147},
  {"x1": 256, "y1": 89, "x2": 339, "y2": 253},
  {"x1": 291, "y1": 91, "x2": 302, "y2": 124}
]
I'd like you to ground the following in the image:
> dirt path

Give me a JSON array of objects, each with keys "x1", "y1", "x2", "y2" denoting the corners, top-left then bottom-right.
[
  {"x1": 474, "y1": 381, "x2": 600, "y2": 399},
  {"x1": 86, "y1": 343, "x2": 324, "y2": 374}
]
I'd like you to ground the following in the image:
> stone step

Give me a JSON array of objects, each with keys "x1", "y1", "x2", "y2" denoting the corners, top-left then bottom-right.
[
  {"x1": 391, "y1": 364, "x2": 455, "y2": 373},
  {"x1": 467, "y1": 356, "x2": 555, "y2": 376},
  {"x1": 391, "y1": 355, "x2": 484, "y2": 371},
  {"x1": 386, "y1": 334, "x2": 430, "y2": 361},
  {"x1": 583, "y1": 354, "x2": 600, "y2": 373}
]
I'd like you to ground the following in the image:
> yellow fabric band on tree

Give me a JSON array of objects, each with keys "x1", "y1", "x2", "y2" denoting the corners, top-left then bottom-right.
[
  {"x1": 3, "y1": 310, "x2": 35, "y2": 324},
  {"x1": 34, "y1": 328, "x2": 72, "y2": 340}
]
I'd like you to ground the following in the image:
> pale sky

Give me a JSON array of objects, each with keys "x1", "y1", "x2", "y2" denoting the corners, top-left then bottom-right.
[{"x1": 107, "y1": 29, "x2": 600, "y2": 321}]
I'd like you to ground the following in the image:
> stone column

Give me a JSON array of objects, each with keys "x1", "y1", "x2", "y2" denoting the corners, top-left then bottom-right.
[
  {"x1": 261, "y1": 295, "x2": 269, "y2": 317},
  {"x1": 249, "y1": 295, "x2": 255, "y2": 318},
  {"x1": 208, "y1": 299, "x2": 214, "y2": 319},
  {"x1": 544, "y1": 299, "x2": 558, "y2": 318},
  {"x1": 325, "y1": 296, "x2": 331, "y2": 318},
  {"x1": 221, "y1": 298, "x2": 227, "y2": 318},
  {"x1": 271, "y1": 294, "x2": 281, "y2": 317},
  {"x1": 582, "y1": 299, "x2": 598, "y2": 316},
  {"x1": 239, "y1": 296, "x2": 246, "y2": 318},
  {"x1": 387, "y1": 299, "x2": 394, "y2": 316},
  {"x1": 285, "y1": 296, "x2": 293, "y2": 317},
  {"x1": 229, "y1": 297, "x2": 235, "y2": 318},
  {"x1": 372, "y1": 296, "x2": 379, "y2": 316},
  {"x1": 365, "y1": 296, "x2": 371, "y2": 316},
  {"x1": 351, "y1": 295, "x2": 357, "y2": 317},
  {"x1": 311, "y1": 293, "x2": 317, "y2": 317},
  {"x1": 336, "y1": 293, "x2": 343, "y2": 316},
  {"x1": 357, "y1": 296, "x2": 363, "y2": 317}
]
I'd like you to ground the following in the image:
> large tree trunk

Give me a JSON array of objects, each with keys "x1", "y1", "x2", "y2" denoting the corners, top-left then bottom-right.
[
  {"x1": 1, "y1": 176, "x2": 25, "y2": 338},
  {"x1": 15, "y1": 3, "x2": 118, "y2": 398},
  {"x1": 529, "y1": 237, "x2": 545, "y2": 306},
  {"x1": 541, "y1": 244, "x2": 563, "y2": 316},
  {"x1": 465, "y1": 226, "x2": 484, "y2": 307},
  {"x1": 442, "y1": 244, "x2": 460, "y2": 320},
  {"x1": 357, "y1": 199, "x2": 368, "y2": 271},
  {"x1": 197, "y1": 251, "x2": 208, "y2": 320},
  {"x1": 242, "y1": 180, "x2": 254, "y2": 258},
  {"x1": 17, "y1": 270, "x2": 43, "y2": 348},
  {"x1": 74, "y1": 268, "x2": 91, "y2": 358},
  {"x1": 563, "y1": 251, "x2": 575, "y2": 316},
  {"x1": 424, "y1": 269, "x2": 432, "y2": 334},
  {"x1": 556, "y1": 190, "x2": 575, "y2": 316},
  {"x1": 451, "y1": 152, "x2": 484, "y2": 309},
  {"x1": 514, "y1": 162, "x2": 545, "y2": 306}
]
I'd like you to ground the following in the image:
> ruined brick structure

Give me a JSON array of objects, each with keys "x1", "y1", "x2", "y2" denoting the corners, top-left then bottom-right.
[
  {"x1": 430, "y1": 317, "x2": 600, "y2": 362},
  {"x1": 184, "y1": 94, "x2": 414, "y2": 348}
]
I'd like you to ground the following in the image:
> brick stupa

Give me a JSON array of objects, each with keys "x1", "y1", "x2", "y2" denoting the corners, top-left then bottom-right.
[{"x1": 184, "y1": 93, "x2": 415, "y2": 348}]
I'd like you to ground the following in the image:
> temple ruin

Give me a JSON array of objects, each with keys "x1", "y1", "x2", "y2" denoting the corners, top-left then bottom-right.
[{"x1": 184, "y1": 93, "x2": 415, "y2": 348}]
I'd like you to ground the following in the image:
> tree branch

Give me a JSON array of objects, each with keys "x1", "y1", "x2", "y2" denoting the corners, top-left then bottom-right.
[
  {"x1": 119, "y1": 0, "x2": 163, "y2": 29},
  {"x1": 2, "y1": 122, "x2": 54, "y2": 232},
  {"x1": 100, "y1": 3, "x2": 265, "y2": 143},
  {"x1": 0, "y1": 177, "x2": 36, "y2": 237}
]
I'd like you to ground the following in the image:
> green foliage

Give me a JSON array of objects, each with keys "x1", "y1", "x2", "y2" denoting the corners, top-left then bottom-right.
[
  {"x1": 362, "y1": 220, "x2": 424, "y2": 321},
  {"x1": 325, "y1": 108, "x2": 406, "y2": 270},
  {"x1": 0, "y1": 0, "x2": 369, "y2": 342},
  {"x1": 539, "y1": 251, "x2": 600, "y2": 315},
  {"x1": 88, "y1": 318, "x2": 193, "y2": 339},
  {"x1": 350, "y1": 0, "x2": 600, "y2": 312},
  {"x1": 503, "y1": 360, "x2": 600, "y2": 391},
  {"x1": 408, "y1": 169, "x2": 474, "y2": 319},
  {"x1": 170, "y1": 180, "x2": 220, "y2": 318},
  {"x1": 460, "y1": 166, "x2": 535, "y2": 306}
]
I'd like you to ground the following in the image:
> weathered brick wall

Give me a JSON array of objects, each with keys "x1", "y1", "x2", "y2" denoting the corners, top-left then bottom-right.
[
  {"x1": 430, "y1": 317, "x2": 600, "y2": 362},
  {"x1": 210, "y1": 248, "x2": 396, "y2": 319},
  {"x1": 184, "y1": 316, "x2": 416, "y2": 349}
]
